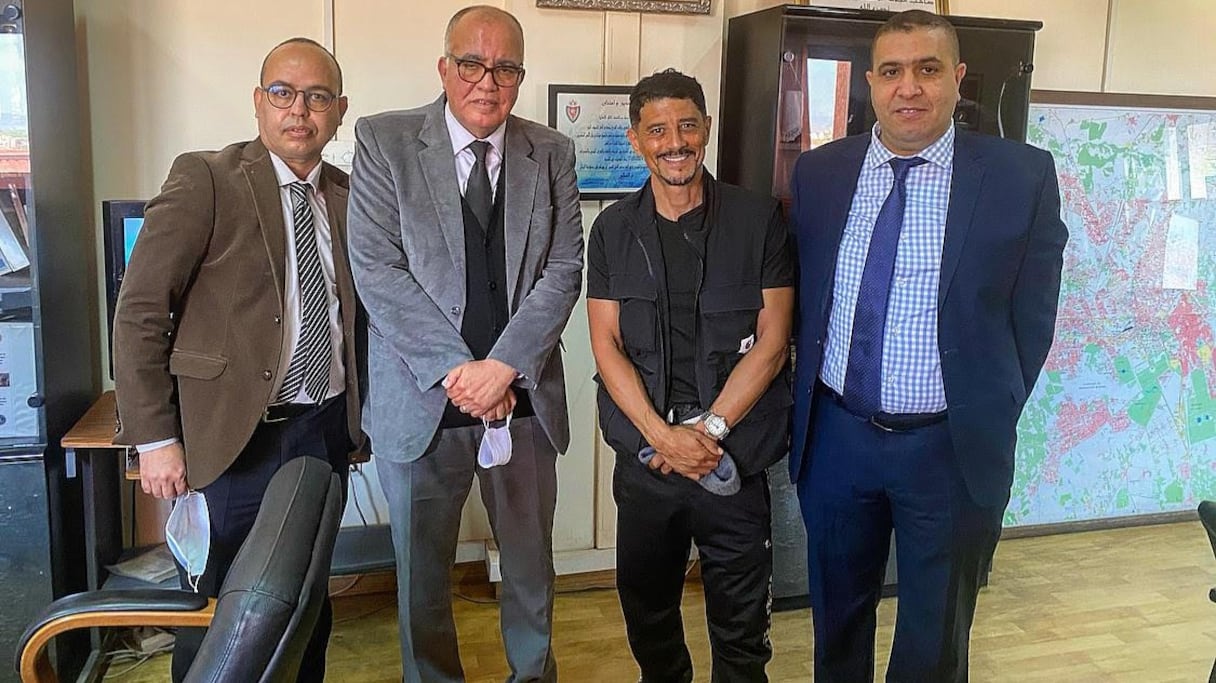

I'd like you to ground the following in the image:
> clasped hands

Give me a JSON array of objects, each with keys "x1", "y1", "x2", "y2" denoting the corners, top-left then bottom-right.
[
  {"x1": 644, "y1": 418, "x2": 722, "y2": 480},
  {"x1": 443, "y1": 358, "x2": 517, "y2": 421}
]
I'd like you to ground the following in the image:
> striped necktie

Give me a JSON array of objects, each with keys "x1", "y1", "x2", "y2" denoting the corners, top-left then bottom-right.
[{"x1": 276, "y1": 181, "x2": 332, "y2": 404}]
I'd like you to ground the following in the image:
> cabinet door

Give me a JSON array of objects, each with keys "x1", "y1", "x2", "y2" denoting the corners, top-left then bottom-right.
[
  {"x1": 0, "y1": 25, "x2": 42, "y2": 449},
  {"x1": 0, "y1": 456, "x2": 53, "y2": 676}
]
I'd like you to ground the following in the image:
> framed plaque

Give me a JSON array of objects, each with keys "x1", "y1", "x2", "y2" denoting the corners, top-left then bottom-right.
[
  {"x1": 536, "y1": 0, "x2": 710, "y2": 15},
  {"x1": 547, "y1": 84, "x2": 650, "y2": 200},
  {"x1": 800, "y1": 0, "x2": 949, "y2": 13}
]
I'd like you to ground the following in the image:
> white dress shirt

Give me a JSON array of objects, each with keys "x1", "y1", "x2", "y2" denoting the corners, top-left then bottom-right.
[
  {"x1": 820, "y1": 124, "x2": 954, "y2": 414},
  {"x1": 445, "y1": 103, "x2": 506, "y2": 201},
  {"x1": 268, "y1": 152, "x2": 345, "y2": 405}
]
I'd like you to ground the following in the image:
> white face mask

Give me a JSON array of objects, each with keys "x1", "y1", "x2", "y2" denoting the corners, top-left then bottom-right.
[
  {"x1": 478, "y1": 413, "x2": 513, "y2": 469},
  {"x1": 165, "y1": 490, "x2": 210, "y2": 592}
]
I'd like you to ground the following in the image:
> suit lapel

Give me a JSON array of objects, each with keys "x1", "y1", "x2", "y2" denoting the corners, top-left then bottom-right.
[
  {"x1": 818, "y1": 139, "x2": 868, "y2": 320},
  {"x1": 322, "y1": 165, "x2": 354, "y2": 334},
  {"x1": 418, "y1": 100, "x2": 467, "y2": 276},
  {"x1": 503, "y1": 117, "x2": 539, "y2": 310},
  {"x1": 938, "y1": 132, "x2": 985, "y2": 307},
  {"x1": 242, "y1": 140, "x2": 287, "y2": 307}
]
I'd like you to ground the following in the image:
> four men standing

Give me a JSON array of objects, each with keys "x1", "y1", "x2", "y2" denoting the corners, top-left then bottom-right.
[{"x1": 112, "y1": 5, "x2": 1065, "y2": 681}]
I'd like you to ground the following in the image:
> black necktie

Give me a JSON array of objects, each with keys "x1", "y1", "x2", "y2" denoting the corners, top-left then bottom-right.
[
  {"x1": 466, "y1": 140, "x2": 493, "y2": 231},
  {"x1": 842, "y1": 156, "x2": 927, "y2": 417},
  {"x1": 277, "y1": 181, "x2": 332, "y2": 404}
]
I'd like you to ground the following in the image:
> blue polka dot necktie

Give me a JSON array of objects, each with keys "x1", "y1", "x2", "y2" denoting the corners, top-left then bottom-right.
[{"x1": 842, "y1": 156, "x2": 927, "y2": 417}]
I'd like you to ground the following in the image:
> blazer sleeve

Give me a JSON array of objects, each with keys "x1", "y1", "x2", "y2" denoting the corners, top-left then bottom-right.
[
  {"x1": 1011, "y1": 150, "x2": 1069, "y2": 395},
  {"x1": 487, "y1": 137, "x2": 584, "y2": 388},
  {"x1": 112, "y1": 153, "x2": 216, "y2": 446},
  {"x1": 346, "y1": 117, "x2": 473, "y2": 392}
]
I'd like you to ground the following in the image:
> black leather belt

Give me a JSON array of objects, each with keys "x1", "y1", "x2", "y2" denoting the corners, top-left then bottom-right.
[
  {"x1": 262, "y1": 395, "x2": 338, "y2": 424},
  {"x1": 815, "y1": 380, "x2": 946, "y2": 433}
]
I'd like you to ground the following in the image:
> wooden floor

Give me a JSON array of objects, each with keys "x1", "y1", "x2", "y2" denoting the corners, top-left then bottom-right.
[{"x1": 110, "y1": 520, "x2": 1216, "y2": 682}]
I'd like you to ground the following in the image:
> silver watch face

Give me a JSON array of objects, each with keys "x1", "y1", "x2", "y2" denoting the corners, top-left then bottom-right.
[{"x1": 706, "y1": 413, "x2": 728, "y2": 437}]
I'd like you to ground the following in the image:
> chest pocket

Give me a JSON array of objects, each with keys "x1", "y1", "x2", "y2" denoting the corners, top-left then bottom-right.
[
  {"x1": 610, "y1": 274, "x2": 659, "y2": 370},
  {"x1": 700, "y1": 284, "x2": 763, "y2": 373}
]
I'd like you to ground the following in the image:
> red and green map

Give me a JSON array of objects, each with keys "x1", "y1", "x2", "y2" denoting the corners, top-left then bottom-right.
[{"x1": 1013, "y1": 103, "x2": 1216, "y2": 526}]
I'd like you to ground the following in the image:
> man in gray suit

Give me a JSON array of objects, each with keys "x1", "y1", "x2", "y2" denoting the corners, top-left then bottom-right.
[{"x1": 347, "y1": 6, "x2": 582, "y2": 682}]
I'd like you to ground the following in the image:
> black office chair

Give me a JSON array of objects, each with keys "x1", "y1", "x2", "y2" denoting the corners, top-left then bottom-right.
[
  {"x1": 1198, "y1": 500, "x2": 1216, "y2": 683},
  {"x1": 15, "y1": 456, "x2": 343, "y2": 683}
]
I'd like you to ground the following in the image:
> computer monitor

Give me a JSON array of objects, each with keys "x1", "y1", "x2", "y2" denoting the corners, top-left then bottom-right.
[{"x1": 102, "y1": 200, "x2": 146, "y2": 377}]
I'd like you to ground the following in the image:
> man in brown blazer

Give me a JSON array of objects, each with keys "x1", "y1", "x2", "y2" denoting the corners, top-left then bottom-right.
[{"x1": 112, "y1": 38, "x2": 359, "y2": 682}]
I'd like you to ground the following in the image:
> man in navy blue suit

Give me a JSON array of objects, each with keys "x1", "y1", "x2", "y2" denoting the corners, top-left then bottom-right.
[{"x1": 789, "y1": 10, "x2": 1067, "y2": 682}]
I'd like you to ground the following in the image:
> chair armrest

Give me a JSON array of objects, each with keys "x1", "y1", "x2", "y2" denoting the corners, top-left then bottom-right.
[{"x1": 15, "y1": 589, "x2": 214, "y2": 682}]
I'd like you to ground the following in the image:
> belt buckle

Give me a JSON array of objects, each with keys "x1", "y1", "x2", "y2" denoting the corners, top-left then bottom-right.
[{"x1": 261, "y1": 405, "x2": 289, "y2": 424}]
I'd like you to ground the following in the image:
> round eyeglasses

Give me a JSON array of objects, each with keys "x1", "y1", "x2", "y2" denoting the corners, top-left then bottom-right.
[
  {"x1": 259, "y1": 84, "x2": 338, "y2": 112},
  {"x1": 447, "y1": 56, "x2": 525, "y2": 88}
]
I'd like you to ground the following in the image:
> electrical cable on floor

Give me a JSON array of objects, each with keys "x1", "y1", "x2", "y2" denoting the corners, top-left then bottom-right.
[
  {"x1": 334, "y1": 601, "x2": 395, "y2": 624},
  {"x1": 453, "y1": 591, "x2": 498, "y2": 605},
  {"x1": 103, "y1": 652, "x2": 159, "y2": 679},
  {"x1": 329, "y1": 574, "x2": 363, "y2": 598},
  {"x1": 102, "y1": 629, "x2": 175, "y2": 679},
  {"x1": 349, "y1": 463, "x2": 381, "y2": 526}
]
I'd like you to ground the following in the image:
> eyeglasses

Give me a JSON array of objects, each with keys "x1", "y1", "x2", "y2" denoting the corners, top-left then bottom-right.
[
  {"x1": 447, "y1": 56, "x2": 525, "y2": 88},
  {"x1": 259, "y1": 84, "x2": 338, "y2": 112}
]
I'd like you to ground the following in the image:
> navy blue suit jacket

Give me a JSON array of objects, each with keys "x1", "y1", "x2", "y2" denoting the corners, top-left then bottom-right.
[{"x1": 789, "y1": 129, "x2": 1068, "y2": 508}]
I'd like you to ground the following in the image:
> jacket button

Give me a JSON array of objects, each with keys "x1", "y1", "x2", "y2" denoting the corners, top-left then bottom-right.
[
  {"x1": 450, "y1": 306, "x2": 461, "y2": 316},
  {"x1": 262, "y1": 370, "x2": 273, "y2": 381},
  {"x1": 273, "y1": 315, "x2": 281, "y2": 325}
]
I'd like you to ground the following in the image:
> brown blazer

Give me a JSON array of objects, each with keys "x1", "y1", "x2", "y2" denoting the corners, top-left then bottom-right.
[{"x1": 113, "y1": 138, "x2": 362, "y2": 490}]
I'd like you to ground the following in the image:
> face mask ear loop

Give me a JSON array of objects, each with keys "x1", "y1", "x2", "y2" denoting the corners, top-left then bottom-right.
[{"x1": 482, "y1": 412, "x2": 514, "y2": 430}]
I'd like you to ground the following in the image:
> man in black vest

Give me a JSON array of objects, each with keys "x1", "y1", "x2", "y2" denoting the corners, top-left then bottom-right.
[{"x1": 586, "y1": 69, "x2": 795, "y2": 682}]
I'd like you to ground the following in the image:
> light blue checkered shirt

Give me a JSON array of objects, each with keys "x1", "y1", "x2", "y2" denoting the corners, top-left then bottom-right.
[{"x1": 821, "y1": 124, "x2": 955, "y2": 414}]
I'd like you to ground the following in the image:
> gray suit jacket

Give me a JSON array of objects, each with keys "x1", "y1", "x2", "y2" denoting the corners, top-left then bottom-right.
[{"x1": 347, "y1": 96, "x2": 583, "y2": 462}]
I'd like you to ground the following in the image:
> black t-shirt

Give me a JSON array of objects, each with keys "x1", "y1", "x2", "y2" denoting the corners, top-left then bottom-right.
[
  {"x1": 586, "y1": 181, "x2": 796, "y2": 410},
  {"x1": 657, "y1": 205, "x2": 706, "y2": 407}
]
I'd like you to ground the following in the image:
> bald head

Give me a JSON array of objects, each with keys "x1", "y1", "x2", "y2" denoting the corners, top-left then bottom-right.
[
  {"x1": 444, "y1": 5, "x2": 525, "y2": 61},
  {"x1": 260, "y1": 37, "x2": 343, "y2": 94}
]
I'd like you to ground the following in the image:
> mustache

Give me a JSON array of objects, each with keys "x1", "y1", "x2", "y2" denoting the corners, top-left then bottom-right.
[{"x1": 658, "y1": 147, "x2": 695, "y2": 159}]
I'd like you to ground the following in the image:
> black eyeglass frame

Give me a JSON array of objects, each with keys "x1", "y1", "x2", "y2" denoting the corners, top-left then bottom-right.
[
  {"x1": 446, "y1": 55, "x2": 526, "y2": 88},
  {"x1": 258, "y1": 84, "x2": 340, "y2": 112}
]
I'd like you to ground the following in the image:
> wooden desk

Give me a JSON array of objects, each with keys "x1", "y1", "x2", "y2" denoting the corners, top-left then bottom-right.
[
  {"x1": 61, "y1": 390, "x2": 129, "y2": 593},
  {"x1": 62, "y1": 390, "x2": 372, "y2": 590}
]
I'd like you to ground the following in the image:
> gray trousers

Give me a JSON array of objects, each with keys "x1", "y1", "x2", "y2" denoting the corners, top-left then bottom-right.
[{"x1": 378, "y1": 416, "x2": 559, "y2": 683}]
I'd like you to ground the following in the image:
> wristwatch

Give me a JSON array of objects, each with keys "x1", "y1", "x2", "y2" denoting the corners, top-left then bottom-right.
[{"x1": 702, "y1": 411, "x2": 731, "y2": 439}]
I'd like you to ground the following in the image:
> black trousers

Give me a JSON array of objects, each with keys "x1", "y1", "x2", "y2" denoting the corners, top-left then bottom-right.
[
  {"x1": 171, "y1": 395, "x2": 350, "y2": 683},
  {"x1": 614, "y1": 453, "x2": 773, "y2": 683}
]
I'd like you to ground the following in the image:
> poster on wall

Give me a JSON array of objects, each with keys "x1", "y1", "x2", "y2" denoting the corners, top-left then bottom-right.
[
  {"x1": 0, "y1": 321, "x2": 39, "y2": 440},
  {"x1": 803, "y1": 0, "x2": 948, "y2": 13},
  {"x1": 547, "y1": 84, "x2": 650, "y2": 200}
]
